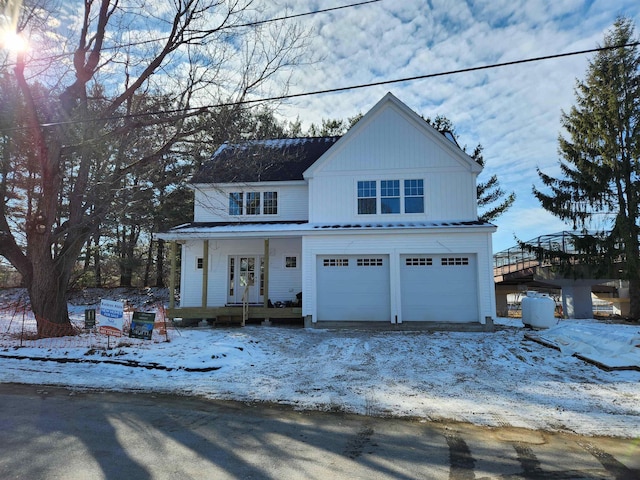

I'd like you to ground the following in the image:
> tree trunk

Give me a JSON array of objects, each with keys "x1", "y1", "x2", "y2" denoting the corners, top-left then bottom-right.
[
  {"x1": 92, "y1": 231, "x2": 102, "y2": 287},
  {"x1": 626, "y1": 233, "x2": 640, "y2": 320},
  {"x1": 143, "y1": 238, "x2": 153, "y2": 287},
  {"x1": 28, "y1": 260, "x2": 74, "y2": 337},
  {"x1": 155, "y1": 239, "x2": 165, "y2": 288}
]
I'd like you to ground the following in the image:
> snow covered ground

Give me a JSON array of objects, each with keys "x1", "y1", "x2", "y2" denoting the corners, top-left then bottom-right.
[{"x1": 0, "y1": 289, "x2": 638, "y2": 439}]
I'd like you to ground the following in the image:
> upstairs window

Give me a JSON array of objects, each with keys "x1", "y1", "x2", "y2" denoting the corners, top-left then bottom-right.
[
  {"x1": 357, "y1": 179, "x2": 425, "y2": 215},
  {"x1": 228, "y1": 191, "x2": 277, "y2": 216},
  {"x1": 381, "y1": 180, "x2": 400, "y2": 214},
  {"x1": 229, "y1": 192, "x2": 243, "y2": 215},
  {"x1": 404, "y1": 179, "x2": 424, "y2": 213},
  {"x1": 263, "y1": 191, "x2": 278, "y2": 215},
  {"x1": 357, "y1": 181, "x2": 376, "y2": 214},
  {"x1": 246, "y1": 192, "x2": 260, "y2": 215}
]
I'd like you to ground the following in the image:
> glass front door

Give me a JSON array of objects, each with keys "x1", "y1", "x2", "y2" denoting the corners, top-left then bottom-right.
[{"x1": 228, "y1": 256, "x2": 263, "y2": 304}]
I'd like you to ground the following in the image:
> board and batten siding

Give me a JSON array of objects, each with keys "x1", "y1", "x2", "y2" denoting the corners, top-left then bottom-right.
[
  {"x1": 179, "y1": 238, "x2": 302, "y2": 308},
  {"x1": 192, "y1": 183, "x2": 309, "y2": 223},
  {"x1": 308, "y1": 170, "x2": 476, "y2": 223},
  {"x1": 321, "y1": 105, "x2": 471, "y2": 171},
  {"x1": 301, "y1": 230, "x2": 495, "y2": 323},
  {"x1": 306, "y1": 103, "x2": 478, "y2": 223}
]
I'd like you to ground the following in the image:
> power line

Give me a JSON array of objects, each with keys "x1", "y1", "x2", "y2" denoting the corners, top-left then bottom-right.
[
  {"x1": 30, "y1": 41, "x2": 639, "y2": 130},
  {"x1": 2, "y1": 40, "x2": 638, "y2": 133},
  {"x1": 220, "y1": 41, "x2": 640, "y2": 106},
  {"x1": 215, "y1": 0, "x2": 382, "y2": 30},
  {"x1": 6, "y1": 1, "x2": 382, "y2": 64}
]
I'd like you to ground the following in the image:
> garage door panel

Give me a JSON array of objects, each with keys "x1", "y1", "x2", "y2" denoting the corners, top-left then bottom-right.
[
  {"x1": 401, "y1": 255, "x2": 478, "y2": 322},
  {"x1": 317, "y1": 255, "x2": 390, "y2": 321}
]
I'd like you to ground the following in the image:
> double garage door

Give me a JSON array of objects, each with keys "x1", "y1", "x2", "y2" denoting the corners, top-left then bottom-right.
[{"x1": 316, "y1": 254, "x2": 478, "y2": 322}]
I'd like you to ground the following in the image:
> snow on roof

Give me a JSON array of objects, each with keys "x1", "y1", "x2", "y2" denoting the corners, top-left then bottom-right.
[{"x1": 191, "y1": 136, "x2": 341, "y2": 184}]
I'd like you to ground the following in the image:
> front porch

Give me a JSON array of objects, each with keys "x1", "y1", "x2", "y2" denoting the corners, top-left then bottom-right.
[
  {"x1": 165, "y1": 238, "x2": 303, "y2": 326},
  {"x1": 166, "y1": 305, "x2": 303, "y2": 325}
]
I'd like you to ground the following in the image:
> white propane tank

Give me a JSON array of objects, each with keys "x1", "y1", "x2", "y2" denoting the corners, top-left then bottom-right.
[{"x1": 521, "y1": 292, "x2": 557, "y2": 329}]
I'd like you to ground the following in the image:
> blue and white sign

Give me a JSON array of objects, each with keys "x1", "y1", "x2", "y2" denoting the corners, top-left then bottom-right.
[{"x1": 98, "y1": 299, "x2": 125, "y2": 336}]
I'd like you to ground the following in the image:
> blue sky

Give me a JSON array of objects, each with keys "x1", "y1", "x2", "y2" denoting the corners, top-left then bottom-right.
[{"x1": 269, "y1": 0, "x2": 640, "y2": 252}]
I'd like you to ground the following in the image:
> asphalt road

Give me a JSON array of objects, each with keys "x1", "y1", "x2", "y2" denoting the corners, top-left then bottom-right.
[{"x1": 0, "y1": 383, "x2": 638, "y2": 480}]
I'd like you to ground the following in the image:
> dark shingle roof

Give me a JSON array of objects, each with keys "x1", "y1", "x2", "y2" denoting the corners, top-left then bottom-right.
[{"x1": 191, "y1": 137, "x2": 341, "y2": 184}]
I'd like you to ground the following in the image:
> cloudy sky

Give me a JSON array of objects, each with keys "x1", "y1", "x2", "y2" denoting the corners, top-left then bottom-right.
[{"x1": 268, "y1": 0, "x2": 640, "y2": 252}]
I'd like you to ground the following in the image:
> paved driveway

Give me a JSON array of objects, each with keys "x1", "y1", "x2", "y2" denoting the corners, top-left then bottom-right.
[{"x1": 0, "y1": 384, "x2": 638, "y2": 479}]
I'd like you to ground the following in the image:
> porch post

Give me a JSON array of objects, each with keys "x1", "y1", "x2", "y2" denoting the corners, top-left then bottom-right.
[
  {"x1": 202, "y1": 240, "x2": 209, "y2": 308},
  {"x1": 169, "y1": 241, "x2": 177, "y2": 310},
  {"x1": 263, "y1": 238, "x2": 270, "y2": 308}
]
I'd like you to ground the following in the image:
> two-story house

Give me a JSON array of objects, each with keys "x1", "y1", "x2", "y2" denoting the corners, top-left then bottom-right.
[{"x1": 157, "y1": 93, "x2": 497, "y2": 328}]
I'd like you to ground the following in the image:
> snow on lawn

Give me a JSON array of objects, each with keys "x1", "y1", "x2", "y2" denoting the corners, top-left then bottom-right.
[{"x1": 0, "y1": 298, "x2": 638, "y2": 438}]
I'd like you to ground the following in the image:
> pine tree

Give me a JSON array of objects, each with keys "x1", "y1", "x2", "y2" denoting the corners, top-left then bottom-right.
[
  {"x1": 533, "y1": 17, "x2": 640, "y2": 319},
  {"x1": 426, "y1": 115, "x2": 515, "y2": 223}
]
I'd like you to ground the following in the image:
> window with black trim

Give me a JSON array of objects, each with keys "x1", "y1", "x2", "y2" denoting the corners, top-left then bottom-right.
[
  {"x1": 285, "y1": 256, "x2": 297, "y2": 268},
  {"x1": 196, "y1": 258, "x2": 204, "y2": 269}
]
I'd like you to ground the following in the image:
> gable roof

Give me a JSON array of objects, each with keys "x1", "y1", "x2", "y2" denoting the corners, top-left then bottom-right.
[
  {"x1": 303, "y1": 92, "x2": 482, "y2": 178},
  {"x1": 191, "y1": 137, "x2": 341, "y2": 184}
]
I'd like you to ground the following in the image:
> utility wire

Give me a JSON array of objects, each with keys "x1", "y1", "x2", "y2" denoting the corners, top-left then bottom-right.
[
  {"x1": 22, "y1": 40, "x2": 637, "y2": 131},
  {"x1": 4, "y1": 0, "x2": 381, "y2": 64},
  {"x1": 221, "y1": 41, "x2": 640, "y2": 105}
]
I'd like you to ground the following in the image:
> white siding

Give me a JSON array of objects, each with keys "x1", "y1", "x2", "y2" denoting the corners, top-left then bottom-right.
[
  {"x1": 308, "y1": 171, "x2": 476, "y2": 223},
  {"x1": 179, "y1": 238, "x2": 302, "y2": 308},
  {"x1": 302, "y1": 230, "x2": 495, "y2": 324},
  {"x1": 180, "y1": 240, "x2": 205, "y2": 307},
  {"x1": 193, "y1": 184, "x2": 309, "y2": 223},
  {"x1": 306, "y1": 103, "x2": 478, "y2": 223},
  {"x1": 318, "y1": 105, "x2": 466, "y2": 172}
]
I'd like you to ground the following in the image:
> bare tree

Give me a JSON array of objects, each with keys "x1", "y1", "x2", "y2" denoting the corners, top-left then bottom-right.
[{"x1": 0, "y1": 0, "x2": 308, "y2": 336}]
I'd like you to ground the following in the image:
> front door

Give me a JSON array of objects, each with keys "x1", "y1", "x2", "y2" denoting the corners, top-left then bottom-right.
[{"x1": 228, "y1": 256, "x2": 264, "y2": 304}]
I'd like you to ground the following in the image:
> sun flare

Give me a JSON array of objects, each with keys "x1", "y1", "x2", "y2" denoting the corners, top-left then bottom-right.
[{"x1": 1, "y1": 29, "x2": 28, "y2": 52}]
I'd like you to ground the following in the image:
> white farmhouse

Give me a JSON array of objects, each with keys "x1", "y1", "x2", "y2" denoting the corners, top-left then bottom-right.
[{"x1": 157, "y1": 93, "x2": 497, "y2": 328}]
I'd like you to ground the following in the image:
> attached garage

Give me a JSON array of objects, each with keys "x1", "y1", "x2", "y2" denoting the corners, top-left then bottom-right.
[
  {"x1": 316, "y1": 255, "x2": 390, "y2": 321},
  {"x1": 400, "y1": 254, "x2": 479, "y2": 322}
]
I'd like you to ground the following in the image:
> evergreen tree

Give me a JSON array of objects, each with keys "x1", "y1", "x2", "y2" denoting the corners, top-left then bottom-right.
[
  {"x1": 426, "y1": 115, "x2": 515, "y2": 223},
  {"x1": 533, "y1": 17, "x2": 640, "y2": 319}
]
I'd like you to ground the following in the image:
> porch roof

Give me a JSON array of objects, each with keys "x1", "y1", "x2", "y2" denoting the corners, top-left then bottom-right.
[{"x1": 156, "y1": 220, "x2": 496, "y2": 240}]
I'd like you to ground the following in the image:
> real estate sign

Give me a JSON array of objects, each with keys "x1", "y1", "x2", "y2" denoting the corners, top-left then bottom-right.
[
  {"x1": 129, "y1": 311, "x2": 155, "y2": 340},
  {"x1": 98, "y1": 299, "x2": 125, "y2": 337}
]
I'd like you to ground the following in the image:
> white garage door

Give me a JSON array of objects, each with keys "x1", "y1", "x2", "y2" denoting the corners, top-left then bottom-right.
[
  {"x1": 400, "y1": 254, "x2": 478, "y2": 322},
  {"x1": 316, "y1": 255, "x2": 390, "y2": 321}
]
